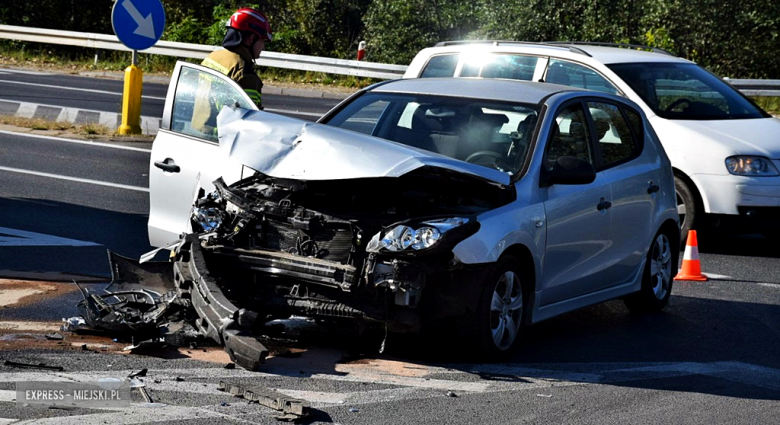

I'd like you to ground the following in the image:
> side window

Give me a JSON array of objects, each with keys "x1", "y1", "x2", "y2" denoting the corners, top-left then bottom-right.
[
  {"x1": 173, "y1": 67, "x2": 254, "y2": 143},
  {"x1": 481, "y1": 55, "x2": 540, "y2": 81},
  {"x1": 546, "y1": 103, "x2": 593, "y2": 170},
  {"x1": 420, "y1": 55, "x2": 459, "y2": 78},
  {"x1": 546, "y1": 59, "x2": 619, "y2": 95},
  {"x1": 624, "y1": 108, "x2": 643, "y2": 140},
  {"x1": 588, "y1": 102, "x2": 641, "y2": 168}
]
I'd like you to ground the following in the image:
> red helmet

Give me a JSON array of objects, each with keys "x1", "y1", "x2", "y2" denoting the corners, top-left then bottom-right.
[{"x1": 227, "y1": 8, "x2": 272, "y2": 42}]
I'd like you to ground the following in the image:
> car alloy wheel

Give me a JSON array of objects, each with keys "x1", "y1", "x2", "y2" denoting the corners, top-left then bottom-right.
[
  {"x1": 489, "y1": 269, "x2": 524, "y2": 351},
  {"x1": 648, "y1": 233, "x2": 673, "y2": 300},
  {"x1": 624, "y1": 229, "x2": 678, "y2": 312}
]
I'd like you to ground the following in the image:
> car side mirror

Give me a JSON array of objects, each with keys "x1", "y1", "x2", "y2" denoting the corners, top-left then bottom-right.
[{"x1": 544, "y1": 156, "x2": 597, "y2": 186}]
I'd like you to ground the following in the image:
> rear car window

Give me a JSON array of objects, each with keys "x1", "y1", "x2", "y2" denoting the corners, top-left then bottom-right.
[
  {"x1": 479, "y1": 55, "x2": 539, "y2": 80},
  {"x1": 588, "y1": 102, "x2": 641, "y2": 168},
  {"x1": 420, "y1": 55, "x2": 459, "y2": 78},
  {"x1": 546, "y1": 59, "x2": 619, "y2": 95}
]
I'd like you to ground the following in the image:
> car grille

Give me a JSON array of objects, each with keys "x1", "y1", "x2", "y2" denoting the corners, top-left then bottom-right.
[{"x1": 259, "y1": 219, "x2": 354, "y2": 264}]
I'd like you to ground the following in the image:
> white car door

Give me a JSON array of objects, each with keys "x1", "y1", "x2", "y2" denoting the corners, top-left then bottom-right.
[{"x1": 148, "y1": 62, "x2": 257, "y2": 247}]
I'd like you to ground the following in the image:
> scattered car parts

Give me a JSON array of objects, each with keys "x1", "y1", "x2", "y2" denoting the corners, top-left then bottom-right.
[{"x1": 218, "y1": 380, "x2": 310, "y2": 421}]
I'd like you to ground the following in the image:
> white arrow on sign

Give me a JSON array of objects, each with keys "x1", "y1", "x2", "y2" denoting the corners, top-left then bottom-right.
[
  {"x1": 122, "y1": 0, "x2": 157, "y2": 39},
  {"x1": 0, "y1": 227, "x2": 101, "y2": 247}
]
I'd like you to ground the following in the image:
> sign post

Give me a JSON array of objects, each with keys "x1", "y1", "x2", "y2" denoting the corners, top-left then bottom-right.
[{"x1": 111, "y1": 0, "x2": 165, "y2": 135}]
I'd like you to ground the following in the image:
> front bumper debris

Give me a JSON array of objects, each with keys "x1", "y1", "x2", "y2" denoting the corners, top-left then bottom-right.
[
  {"x1": 173, "y1": 235, "x2": 269, "y2": 370},
  {"x1": 66, "y1": 251, "x2": 184, "y2": 341},
  {"x1": 65, "y1": 248, "x2": 268, "y2": 371}
]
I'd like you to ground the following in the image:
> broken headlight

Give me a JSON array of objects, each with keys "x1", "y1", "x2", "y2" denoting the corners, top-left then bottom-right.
[
  {"x1": 192, "y1": 207, "x2": 225, "y2": 232},
  {"x1": 366, "y1": 217, "x2": 475, "y2": 253}
]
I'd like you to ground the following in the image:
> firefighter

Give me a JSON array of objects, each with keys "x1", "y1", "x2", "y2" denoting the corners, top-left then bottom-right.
[{"x1": 202, "y1": 7, "x2": 272, "y2": 109}]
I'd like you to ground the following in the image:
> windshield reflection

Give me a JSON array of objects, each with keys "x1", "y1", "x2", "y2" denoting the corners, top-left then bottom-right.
[
  {"x1": 608, "y1": 62, "x2": 767, "y2": 120},
  {"x1": 323, "y1": 93, "x2": 540, "y2": 176}
]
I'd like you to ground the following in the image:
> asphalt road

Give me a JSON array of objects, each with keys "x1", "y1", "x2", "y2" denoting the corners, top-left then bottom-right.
[
  {"x1": 0, "y1": 68, "x2": 778, "y2": 424},
  {"x1": 0, "y1": 67, "x2": 343, "y2": 126}
]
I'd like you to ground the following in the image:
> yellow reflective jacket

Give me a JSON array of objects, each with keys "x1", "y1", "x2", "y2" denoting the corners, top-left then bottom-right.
[{"x1": 201, "y1": 45, "x2": 263, "y2": 108}]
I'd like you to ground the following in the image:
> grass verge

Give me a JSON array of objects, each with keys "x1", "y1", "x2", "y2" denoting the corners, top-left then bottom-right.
[
  {"x1": 0, "y1": 114, "x2": 122, "y2": 139},
  {"x1": 750, "y1": 96, "x2": 780, "y2": 116}
]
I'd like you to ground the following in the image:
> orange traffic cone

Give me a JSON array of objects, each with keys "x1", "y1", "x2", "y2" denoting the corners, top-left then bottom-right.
[{"x1": 674, "y1": 230, "x2": 708, "y2": 281}]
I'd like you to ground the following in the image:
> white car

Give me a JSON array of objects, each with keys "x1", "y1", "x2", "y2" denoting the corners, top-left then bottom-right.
[
  {"x1": 147, "y1": 62, "x2": 678, "y2": 360},
  {"x1": 405, "y1": 41, "x2": 780, "y2": 239}
]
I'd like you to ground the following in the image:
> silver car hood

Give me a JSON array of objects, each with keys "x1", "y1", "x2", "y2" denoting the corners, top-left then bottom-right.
[{"x1": 216, "y1": 107, "x2": 511, "y2": 186}]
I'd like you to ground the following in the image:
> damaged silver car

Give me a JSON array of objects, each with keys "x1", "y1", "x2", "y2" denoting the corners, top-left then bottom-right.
[{"x1": 146, "y1": 62, "x2": 679, "y2": 367}]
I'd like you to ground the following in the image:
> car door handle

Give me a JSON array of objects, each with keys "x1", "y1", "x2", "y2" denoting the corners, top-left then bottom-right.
[
  {"x1": 154, "y1": 158, "x2": 180, "y2": 173},
  {"x1": 647, "y1": 182, "x2": 660, "y2": 194},
  {"x1": 597, "y1": 199, "x2": 612, "y2": 211}
]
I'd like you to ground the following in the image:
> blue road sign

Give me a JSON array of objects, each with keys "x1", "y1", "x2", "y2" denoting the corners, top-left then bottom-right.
[{"x1": 112, "y1": 0, "x2": 166, "y2": 51}]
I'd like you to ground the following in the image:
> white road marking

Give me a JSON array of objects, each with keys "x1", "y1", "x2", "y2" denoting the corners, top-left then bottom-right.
[
  {"x1": 0, "y1": 69, "x2": 51, "y2": 76},
  {"x1": 759, "y1": 282, "x2": 780, "y2": 289},
  {"x1": 0, "y1": 227, "x2": 101, "y2": 247},
  {"x1": 0, "y1": 166, "x2": 148, "y2": 192},
  {"x1": 13, "y1": 405, "x2": 227, "y2": 425},
  {"x1": 0, "y1": 360, "x2": 778, "y2": 424},
  {"x1": 0, "y1": 79, "x2": 166, "y2": 100},
  {"x1": 0, "y1": 129, "x2": 152, "y2": 152},
  {"x1": 0, "y1": 390, "x2": 14, "y2": 402},
  {"x1": 310, "y1": 371, "x2": 491, "y2": 392},
  {"x1": 701, "y1": 272, "x2": 733, "y2": 280}
]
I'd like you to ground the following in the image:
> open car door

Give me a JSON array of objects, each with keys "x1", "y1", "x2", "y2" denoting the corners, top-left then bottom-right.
[{"x1": 147, "y1": 61, "x2": 257, "y2": 247}]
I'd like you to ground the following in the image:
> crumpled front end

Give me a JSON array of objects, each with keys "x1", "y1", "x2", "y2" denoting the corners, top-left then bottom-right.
[{"x1": 179, "y1": 168, "x2": 513, "y2": 346}]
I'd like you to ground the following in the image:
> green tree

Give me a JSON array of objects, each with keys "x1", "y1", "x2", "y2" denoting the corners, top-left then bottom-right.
[{"x1": 362, "y1": 0, "x2": 480, "y2": 64}]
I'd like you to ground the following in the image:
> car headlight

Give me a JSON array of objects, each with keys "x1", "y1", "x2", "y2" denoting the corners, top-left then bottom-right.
[
  {"x1": 191, "y1": 207, "x2": 225, "y2": 232},
  {"x1": 725, "y1": 156, "x2": 779, "y2": 176},
  {"x1": 366, "y1": 217, "x2": 472, "y2": 253}
]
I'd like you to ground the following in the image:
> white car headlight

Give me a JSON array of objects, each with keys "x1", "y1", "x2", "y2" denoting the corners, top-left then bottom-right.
[
  {"x1": 725, "y1": 156, "x2": 779, "y2": 176},
  {"x1": 366, "y1": 217, "x2": 469, "y2": 253}
]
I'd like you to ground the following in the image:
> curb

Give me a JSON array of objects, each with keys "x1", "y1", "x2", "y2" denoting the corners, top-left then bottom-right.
[{"x1": 0, "y1": 70, "x2": 354, "y2": 136}]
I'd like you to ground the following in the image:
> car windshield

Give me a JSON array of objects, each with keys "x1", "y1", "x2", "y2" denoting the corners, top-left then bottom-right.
[
  {"x1": 322, "y1": 92, "x2": 540, "y2": 176},
  {"x1": 608, "y1": 62, "x2": 767, "y2": 120}
]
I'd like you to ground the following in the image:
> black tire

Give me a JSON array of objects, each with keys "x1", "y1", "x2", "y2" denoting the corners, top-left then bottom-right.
[
  {"x1": 675, "y1": 175, "x2": 700, "y2": 244},
  {"x1": 466, "y1": 255, "x2": 529, "y2": 360},
  {"x1": 624, "y1": 230, "x2": 678, "y2": 313}
]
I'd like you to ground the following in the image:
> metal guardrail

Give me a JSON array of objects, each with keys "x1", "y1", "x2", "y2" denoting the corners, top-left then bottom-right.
[
  {"x1": 0, "y1": 24, "x2": 407, "y2": 80},
  {"x1": 724, "y1": 79, "x2": 780, "y2": 97},
  {"x1": 1, "y1": 24, "x2": 778, "y2": 95}
]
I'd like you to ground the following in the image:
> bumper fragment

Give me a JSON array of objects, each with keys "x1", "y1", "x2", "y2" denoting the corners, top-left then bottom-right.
[{"x1": 173, "y1": 235, "x2": 269, "y2": 370}]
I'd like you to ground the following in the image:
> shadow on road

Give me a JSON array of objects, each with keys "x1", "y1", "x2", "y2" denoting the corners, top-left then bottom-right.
[
  {"x1": 0, "y1": 197, "x2": 154, "y2": 277},
  {"x1": 262, "y1": 288, "x2": 780, "y2": 401},
  {"x1": 698, "y1": 231, "x2": 779, "y2": 258}
]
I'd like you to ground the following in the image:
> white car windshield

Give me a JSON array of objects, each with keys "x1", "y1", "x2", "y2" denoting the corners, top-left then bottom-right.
[
  {"x1": 608, "y1": 62, "x2": 768, "y2": 120},
  {"x1": 323, "y1": 92, "x2": 540, "y2": 176}
]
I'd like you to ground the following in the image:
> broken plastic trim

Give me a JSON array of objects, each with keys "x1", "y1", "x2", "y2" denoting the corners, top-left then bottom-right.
[
  {"x1": 139, "y1": 233, "x2": 217, "y2": 264},
  {"x1": 218, "y1": 380, "x2": 311, "y2": 421},
  {"x1": 173, "y1": 234, "x2": 269, "y2": 370}
]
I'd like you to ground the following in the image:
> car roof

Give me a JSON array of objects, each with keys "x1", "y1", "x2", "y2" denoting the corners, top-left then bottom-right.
[
  {"x1": 422, "y1": 41, "x2": 693, "y2": 65},
  {"x1": 368, "y1": 77, "x2": 586, "y2": 104}
]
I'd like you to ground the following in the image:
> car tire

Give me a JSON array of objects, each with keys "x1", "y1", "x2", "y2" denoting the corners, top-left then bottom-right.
[
  {"x1": 624, "y1": 230, "x2": 678, "y2": 313},
  {"x1": 466, "y1": 255, "x2": 528, "y2": 360},
  {"x1": 675, "y1": 176, "x2": 700, "y2": 244}
]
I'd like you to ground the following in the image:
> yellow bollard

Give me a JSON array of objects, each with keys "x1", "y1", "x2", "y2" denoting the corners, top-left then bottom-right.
[{"x1": 118, "y1": 64, "x2": 143, "y2": 135}]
